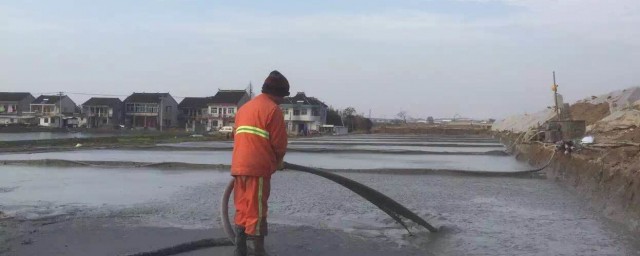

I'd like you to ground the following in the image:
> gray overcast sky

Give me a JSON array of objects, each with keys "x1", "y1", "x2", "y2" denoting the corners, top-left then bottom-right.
[{"x1": 1, "y1": 0, "x2": 639, "y2": 119}]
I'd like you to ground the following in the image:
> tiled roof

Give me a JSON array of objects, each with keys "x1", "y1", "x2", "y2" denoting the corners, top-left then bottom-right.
[
  {"x1": 0, "y1": 92, "x2": 33, "y2": 102},
  {"x1": 32, "y1": 95, "x2": 63, "y2": 104},
  {"x1": 82, "y1": 97, "x2": 122, "y2": 107},
  {"x1": 282, "y1": 92, "x2": 327, "y2": 107},
  {"x1": 178, "y1": 97, "x2": 212, "y2": 109},
  {"x1": 210, "y1": 90, "x2": 248, "y2": 104},
  {"x1": 124, "y1": 93, "x2": 171, "y2": 103}
]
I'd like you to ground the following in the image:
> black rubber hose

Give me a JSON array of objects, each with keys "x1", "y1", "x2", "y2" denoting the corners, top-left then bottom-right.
[
  {"x1": 283, "y1": 162, "x2": 439, "y2": 233},
  {"x1": 122, "y1": 238, "x2": 232, "y2": 256}
]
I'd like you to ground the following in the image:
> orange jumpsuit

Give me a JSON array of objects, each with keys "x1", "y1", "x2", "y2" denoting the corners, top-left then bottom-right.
[{"x1": 231, "y1": 93, "x2": 288, "y2": 236}]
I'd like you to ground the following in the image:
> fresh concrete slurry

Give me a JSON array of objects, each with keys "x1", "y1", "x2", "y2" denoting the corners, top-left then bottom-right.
[
  {"x1": 0, "y1": 150, "x2": 525, "y2": 172},
  {"x1": 2, "y1": 134, "x2": 639, "y2": 255},
  {"x1": 0, "y1": 132, "x2": 120, "y2": 142}
]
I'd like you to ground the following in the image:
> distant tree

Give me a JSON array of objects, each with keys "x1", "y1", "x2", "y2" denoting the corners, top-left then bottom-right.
[
  {"x1": 341, "y1": 107, "x2": 356, "y2": 131},
  {"x1": 354, "y1": 116, "x2": 373, "y2": 132},
  {"x1": 397, "y1": 111, "x2": 408, "y2": 123},
  {"x1": 326, "y1": 108, "x2": 343, "y2": 126},
  {"x1": 427, "y1": 116, "x2": 434, "y2": 124},
  {"x1": 343, "y1": 107, "x2": 356, "y2": 118}
]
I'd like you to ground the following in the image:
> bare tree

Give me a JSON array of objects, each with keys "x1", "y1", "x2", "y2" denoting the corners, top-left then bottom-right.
[
  {"x1": 343, "y1": 107, "x2": 356, "y2": 117},
  {"x1": 397, "y1": 111, "x2": 408, "y2": 123},
  {"x1": 343, "y1": 107, "x2": 357, "y2": 131}
]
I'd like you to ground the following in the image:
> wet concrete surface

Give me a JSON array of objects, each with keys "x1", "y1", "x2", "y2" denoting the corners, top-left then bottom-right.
[
  {"x1": 0, "y1": 150, "x2": 525, "y2": 172},
  {"x1": 2, "y1": 165, "x2": 640, "y2": 255},
  {"x1": 160, "y1": 141, "x2": 503, "y2": 153},
  {"x1": 1, "y1": 134, "x2": 640, "y2": 255},
  {"x1": 0, "y1": 132, "x2": 120, "y2": 142}
]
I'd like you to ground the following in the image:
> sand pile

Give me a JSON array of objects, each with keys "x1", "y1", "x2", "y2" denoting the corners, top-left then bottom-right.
[
  {"x1": 569, "y1": 102, "x2": 610, "y2": 125},
  {"x1": 590, "y1": 100, "x2": 640, "y2": 133},
  {"x1": 493, "y1": 86, "x2": 640, "y2": 133},
  {"x1": 491, "y1": 109, "x2": 556, "y2": 133},
  {"x1": 576, "y1": 86, "x2": 640, "y2": 112}
]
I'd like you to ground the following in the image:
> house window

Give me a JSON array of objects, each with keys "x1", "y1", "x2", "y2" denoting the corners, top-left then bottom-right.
[
  {"x1": 223, "y1": 108, "x2": 227, "y2": 114},
  {"x1": 212, "y1": 120, "x2": 218, "y2": 127},
  {"x1": 301, "y1": 109, "x2": 308, "y2": 115},
  {"x1": 44, "y1": 118, "x2": 49, "y2": 123},
  {"x1": 312, "y1": 108, "x2": 320, "y2": 116},
  {"x1": 212, "y1": 108, "x2": 218, "y2": 114},
  {"x1": 293, "y1": 109, "x2": 300, "y2": 116},
  {"x1": 126, "y1": 104, "x2": 134, "y2": 112},
  {"x1": 228, "y1": 108, "x2": 235, "y2": 114},
  {"x1": 281, "y1": 108, "x2": 287, "y2": 114}
]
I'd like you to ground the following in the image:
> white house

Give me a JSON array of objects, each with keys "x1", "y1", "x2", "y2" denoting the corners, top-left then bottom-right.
[
  {"x1": 29, "y1": 95, "x2": 78, "y2": 127},
  {"x1": 279, "y1": 92, "x2": 328, "y2": 135},
  {"x1": 204, "y1": 90, "x2": 250, "y2": 131},
  {"x1": 0, "y1": 92, "x2": 36, "y2": 125}
]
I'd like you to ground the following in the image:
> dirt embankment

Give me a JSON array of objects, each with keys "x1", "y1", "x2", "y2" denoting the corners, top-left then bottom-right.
[
  {"x1": 373, "y1": 124, "x2": 490, "y2": 135},
  {"x1": 569, "y1": 102, "x2": 611, "y2": 125},
  {"x1": 504, "y1": 135, "x2": 640, "y2": 232}
]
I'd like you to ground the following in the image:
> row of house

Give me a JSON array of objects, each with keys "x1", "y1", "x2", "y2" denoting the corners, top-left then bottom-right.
[
  {"x1": 179, "y1": 91, "x2": 329, "y2": 135},
  {"x1": 0, "y1": 91, "x2": 329, "y2": 135}
]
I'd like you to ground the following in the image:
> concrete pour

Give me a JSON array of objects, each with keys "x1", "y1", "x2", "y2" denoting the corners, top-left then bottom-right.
[
  {"x1": 1, "y1": 134, "x2": 640, "y2": 255},
  {"x1": 0, "y1": 150, "x2": 525, "y2": 172}
]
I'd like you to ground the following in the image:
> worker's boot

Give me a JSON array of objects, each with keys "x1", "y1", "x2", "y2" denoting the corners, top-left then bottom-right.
[
  {"x1": 249, "y1": 236, "x2": 266, "y2": 256},
  {"x1": 234, "y1": 226, "x2": 248, "y2": 256}
]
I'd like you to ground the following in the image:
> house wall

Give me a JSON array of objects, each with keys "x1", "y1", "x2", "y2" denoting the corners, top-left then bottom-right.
[
  {"x1": 39, "y1": 116, "x2": 60, "y2": 127},
  {"x1": 161, "y1": 95, "x2": 179, "y2": 128},
  {"x1": 124, "y1": 95, "x2": 178, "y2": 129},
  {"x1": 0, "y1": 97, "x2": 36, "y2": 124},
  {"x1": 178, "y1": 107, "x2": 208, "y2": 131},
  {"x1": 84, "y1": 106, "x2": 121, "y2": 128},
  {"x1": 280, "y1": 104, "x2": 328, "y2": 133},
  {"x1": 60, "y1": 97, "x2": 78, "y2": 114},
  {"x1": 206, "y1": 104, "x2": 238, "y2": 130},
  {"x1": 0, "y1": 95, "x2": 35, "y2": 116},
  {"x1": 0, "y1": 117, "x2": 16, "y2": 124}
]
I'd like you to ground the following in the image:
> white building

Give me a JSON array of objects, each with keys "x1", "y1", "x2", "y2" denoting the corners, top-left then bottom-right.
[
  {"x1": 280, "y1": 92, "x2": 328, "y2": 135},
  {"x1": 204, "y1": 90, "x2": 250, "y2": 131},
  {"x1": 29, "y1": 95, "x2": 78, "y2": 127},
  {"x1": 0, "y1": 92, "x2": 36, "y2": 125}
]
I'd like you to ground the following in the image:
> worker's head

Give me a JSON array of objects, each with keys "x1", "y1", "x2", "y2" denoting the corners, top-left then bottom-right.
[{"x1": 262, "y1": 70, "x2": 290, "y2": 99}]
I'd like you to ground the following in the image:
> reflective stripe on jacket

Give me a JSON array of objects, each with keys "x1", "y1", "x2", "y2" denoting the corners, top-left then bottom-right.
[{"x1": 231, "y1": 94, "x2": 288, "y2": 177}]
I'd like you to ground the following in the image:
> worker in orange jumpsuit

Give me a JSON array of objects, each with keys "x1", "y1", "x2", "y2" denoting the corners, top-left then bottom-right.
[{"x1": 231, "y1": 70, "x2": 289, "y2": 256}]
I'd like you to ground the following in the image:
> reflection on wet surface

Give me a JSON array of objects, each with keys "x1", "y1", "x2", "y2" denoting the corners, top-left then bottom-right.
[{"x1": 0, "y1": 132, "x2": 121, "y2": 141}]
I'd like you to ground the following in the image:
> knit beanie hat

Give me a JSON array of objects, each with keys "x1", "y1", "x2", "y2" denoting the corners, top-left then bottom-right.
[{"x1": 262, "y1": 70, "x2": 290, "y2": 97}]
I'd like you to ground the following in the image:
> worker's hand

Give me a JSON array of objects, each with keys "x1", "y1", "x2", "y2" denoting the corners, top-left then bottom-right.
[{"x1": 277, "y1": 160, "x2": 285, "y2": 171}]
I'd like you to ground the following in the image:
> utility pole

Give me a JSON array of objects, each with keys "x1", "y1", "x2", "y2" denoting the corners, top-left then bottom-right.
[
  {"x1": 58, "y1": 92, "x2": 64, "y2": 128},
  {"x1": 249, "y1": 81, "x2": 253, "y2": 98},
  {"x1": 552, "y1": 71, "x2": 560, "y2": 119},
  {"x1": 159, "y1": 96, "x2": 164, "y2": 132}
]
